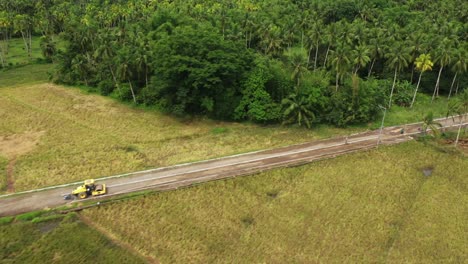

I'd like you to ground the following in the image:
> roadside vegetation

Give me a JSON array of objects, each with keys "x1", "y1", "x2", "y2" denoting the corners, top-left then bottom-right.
[
  {"x1": 82, "y1": 141, "x2": 467, "y2": 263},
  {"x1": 1, "y1": 64, "x2": 464, "y2": 192},
  {"x1": 0, "y1": 213, "x2": 145, "y2": 263},
  {"x1": 1, "y1": 1, "x2": 466, "y2": 129}
]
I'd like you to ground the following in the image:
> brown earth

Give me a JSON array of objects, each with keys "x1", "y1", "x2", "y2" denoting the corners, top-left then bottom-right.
[
  {"x1": 0, "y1": 130, "x2": 45, "y2": 193},
  {"x1": 0, "y1": 130, "x2": 45, "y2": 158}
]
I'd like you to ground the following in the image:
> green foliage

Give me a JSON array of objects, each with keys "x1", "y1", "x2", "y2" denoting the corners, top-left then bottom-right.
[
  {"x1": 150, "y1": 22, "x2": 253, "y2": 119},
  {"x1": 97, "y1": 79, "x2": 114, "y2": 96},
  {"x1": 39, "y1": 35, "x2": 56, "y2": 62},
  {"x1": 393, "y1": 81, "x2": 414, "y2": 107},
  {"x1": 3, "y1": 0, "x2": 467, "y2": 127},
  {"x1": 327, "y1": 77, "x2": 388, "y2": 127},
  {"x1": 235, "y1": 57, "x2": 282, "y2": 123}
]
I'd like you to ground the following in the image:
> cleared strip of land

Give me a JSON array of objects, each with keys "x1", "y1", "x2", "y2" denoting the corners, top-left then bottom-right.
[{"x1": 1, "y1": 115, "x2": 465, "y2": 216}]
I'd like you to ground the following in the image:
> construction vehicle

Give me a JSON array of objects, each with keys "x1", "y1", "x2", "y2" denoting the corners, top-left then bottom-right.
[{"x1": 69, "y1": 179, "x2": 107, "y2": 199}]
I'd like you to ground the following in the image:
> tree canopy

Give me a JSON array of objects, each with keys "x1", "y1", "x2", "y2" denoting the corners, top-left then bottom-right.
[{"x1": 2, "y1": 0, "x2": 467, "y2": 127}]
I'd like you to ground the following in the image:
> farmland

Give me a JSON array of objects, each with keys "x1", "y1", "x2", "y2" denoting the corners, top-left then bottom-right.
[
  {"x1": 81, "y1": 141, "x2": 467, "y2": 263},
  {"x1": 1, "y1": 65, "x2": 364, "y2": 192},
  {"x1": 0, "y1": 34, "x2": 466, "y2": 263},
  {"x1": 0, "y1": 213, "x2": 145, "y2": 263}
]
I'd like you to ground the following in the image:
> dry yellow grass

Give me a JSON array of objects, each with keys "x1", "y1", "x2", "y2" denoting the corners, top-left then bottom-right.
[
  {"x1": 0, "y1": 81, "x2": 359, "y2": 192},
  {"x1": 82, "y1": 141, "x2": 467, "y2": 263}
]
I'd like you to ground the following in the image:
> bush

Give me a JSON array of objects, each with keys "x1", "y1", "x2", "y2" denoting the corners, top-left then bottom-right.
[
  {"x1": 326, "y1": 77, "x2": 387, "y2": 127},
  {"x1": 393, "y1": 80, "x2": 414, "y2": 107},
  {"x1": 98, "y1": 80, "x2": 115, "y2": 96}
]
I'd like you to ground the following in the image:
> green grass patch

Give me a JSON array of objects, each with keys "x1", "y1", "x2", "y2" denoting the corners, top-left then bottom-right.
[
  {"x1": 376, "y1": 93, "x2": 452, "y2": 128},
  {"x1": 82, "y1": 141, "x2": 467, "y2": 263},
  {"x1": 0, "y1": 216, "x2": 14, "y2": 225},
  {"x1": 0, "y1": 64, "x2": 52, "y2": 88},
  {"x1": 0, "y1": 156, "x2": 7, "y2": 192},
  {"x1": 0, "y1": 215, "x2": 145, "y2": 263},
  {"x1": 15, "y1": 210, "x2": 44, "y2": 221},
  {"x1": 31, "y1": 214, "x2": 65, "y2": 223},
  {"x1": 0, "y1": 37, "x2": 43, "y2": 67}
]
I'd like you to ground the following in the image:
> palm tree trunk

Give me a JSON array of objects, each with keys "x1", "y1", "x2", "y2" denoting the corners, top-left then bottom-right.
[
  {"x1": 335, "y1": 72, "x2": 339, "y2": 91},
  {"x1": 307, "y1": 45, "x2": 313, "y2": 67},
  {"x1": 410, "y1": 72, "x2": 423, "y2": 108},
  {"x1": 368, "y1": 58, "x2": 376, "y2": 78},
  {"x1": 448, "y1": 72, "x2": 457, "y2": 100},
  {"x1": 109, "y1": 66, "x2": 122, "y2": 95},
  {"x1": 410, "y1": 64, "x2": 415, "y2": 83},
  {"x1": 145, "y1": 66, "x2": 148, "y2": 87},
  {"x1": 314, "y1": 40, "x2": 319, "y2": 70},
  {"x1": 128, "y1": 79, "x2": 136, "y2": 103},
  {"x1": 388, "y1": 68, "x2": 398, "y2": 108},
  {"x1": 455, "y1": 80, "x2": 459, "y2": 95},
  {"x1": 323, "y1": 45, "x2": 330, "y2": 66},
  {"x1": 432, "y1": 66, "x2": 443, "y2": 102}
]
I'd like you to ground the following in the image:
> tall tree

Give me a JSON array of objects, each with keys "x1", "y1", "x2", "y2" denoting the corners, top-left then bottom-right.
[
  {"x1": 385, "y1": 43, "x2": 412, "y2": 108},
  {"x1": 351, "y1": 44, "x2": 371, "y2": 75},
  {"x1": 432, "y1": 38, "x2": 453, "y2": 102},
  {"x1": 448, "y1": 48, "x2": 467, "y2": 99},
  {"x1": 329, "y1": 44, "x2": 351, "y2": 91},
  {"x1": 411, "y1": 53, "x2": 433, "y2": 108}
]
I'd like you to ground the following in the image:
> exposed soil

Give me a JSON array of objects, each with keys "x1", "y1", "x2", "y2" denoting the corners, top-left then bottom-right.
[
  {"x1": 79, "y1": 214, "x2": 159, "y2": 264},
  {"x1": 0, "y1": 130, "x2": 45, "y2": 158},
  {"x1": 6, "y1": 157, "x2": 16, "y2": 192}
]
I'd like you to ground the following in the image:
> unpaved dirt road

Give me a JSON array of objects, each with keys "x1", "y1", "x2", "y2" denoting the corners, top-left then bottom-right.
[{"x1": 1, "y1": 116, "x2": 466, "y2": 217}]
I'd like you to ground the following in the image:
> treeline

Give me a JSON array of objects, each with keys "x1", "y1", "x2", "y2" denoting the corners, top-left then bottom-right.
[{"x1": 2, "y1": 0, "x2": 467, "y2": 127}]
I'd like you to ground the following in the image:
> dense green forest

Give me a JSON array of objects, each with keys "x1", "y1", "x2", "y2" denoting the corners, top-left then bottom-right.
[{"x1": 1, "y1": 0, "x2": 467, "y2": 127}]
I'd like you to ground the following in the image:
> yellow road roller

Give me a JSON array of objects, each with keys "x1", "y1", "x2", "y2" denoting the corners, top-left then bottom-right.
[{"x1": 71, "y1": 179, "x2": 107, "y2": 199}]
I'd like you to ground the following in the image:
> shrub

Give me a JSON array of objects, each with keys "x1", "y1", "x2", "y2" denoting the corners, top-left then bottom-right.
[
  {"x1": 326, "y1": 77, "x2": 387, "y2": 127},
  {"x1": 393, "y1": 81, "x2": 414, "y2": 107},
  {"x1": 98, "y1": 80, "x2": 115, "y2": 96}
]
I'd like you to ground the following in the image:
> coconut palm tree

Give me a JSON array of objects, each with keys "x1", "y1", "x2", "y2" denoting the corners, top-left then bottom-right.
[
  {"x1": 367, "y1": 27, "x2": 384, "y2": 77},
  {"x1": 448, "y1": 48, "x2": 467, "y2": 99},
  {"x1": 284, "y1": 47, "x2": 308, "y2": 86},
  {"x1": 422, "y1": 112, "x2": 443, "y2": 137},
  {"x1": 329, "y1": 43, "x2": 351, "y2": 91},
  {"x1": 351, "y1": 44, "x2": 371, "y2": 75},
  {"x1": 385, "y1": 43, "x2": 412, "y2": 108},
  {"x1": 432, "y1": 38, "x2": 453, "y2": 102},
  {"x1": 411, "y1": 53, "x2": 433, "y2": 108},
  {"x1": 281, "y1": 90, "x2": 315, "y2": 128}
]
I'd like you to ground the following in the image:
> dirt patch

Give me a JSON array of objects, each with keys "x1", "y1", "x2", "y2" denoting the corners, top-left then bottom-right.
[
  {"x1": 0, "y1": 131, "x2": 45, "y2": 158},
  {"x1": 7, "y1": 157, "x2": 16, "y2": 192},
  {"x1": 37, "y1": 220, "x2": 61, "y2": 234}
]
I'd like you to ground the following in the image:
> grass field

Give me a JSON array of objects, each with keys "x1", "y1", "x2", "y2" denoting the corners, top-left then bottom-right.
[
  {"x1": 0, "y1": 37, "x2": 43, "y2": 67},
  {"x1": 0, "y1": 64, "x2": 463, "y2": 192},
  {"x1": 80, "y1": 141, "x2": 467, "y2": 263},
  {"x1": 0, "y1": 65, "x2": 365, "y2": 192},
  {"x1": 0, "y1": 213, "x2": 145, "y2": 263}
]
